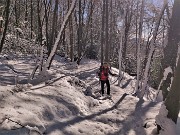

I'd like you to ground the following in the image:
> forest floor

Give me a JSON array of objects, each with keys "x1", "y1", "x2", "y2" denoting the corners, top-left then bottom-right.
[{"x1": 0, "y1": 54, "x2": 179, "y2": 135}]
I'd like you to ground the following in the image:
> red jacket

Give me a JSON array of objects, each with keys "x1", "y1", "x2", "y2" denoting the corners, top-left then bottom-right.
[{"x1": 98, "y1": 66, "x2": 110, "y2": 81}]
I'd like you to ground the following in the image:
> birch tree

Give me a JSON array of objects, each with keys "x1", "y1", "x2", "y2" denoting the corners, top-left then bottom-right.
[
  {"x1": 118, "y1": 29, "x2": 124, "y2": 86},
  {"x1": 118, "y1": 9, "x2": 125, "y2": 86}
]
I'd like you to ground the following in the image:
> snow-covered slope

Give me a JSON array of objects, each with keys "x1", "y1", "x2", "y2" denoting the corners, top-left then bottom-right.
[{"x1": 0, "y1": 55, "x2": 179, "y2": 135}]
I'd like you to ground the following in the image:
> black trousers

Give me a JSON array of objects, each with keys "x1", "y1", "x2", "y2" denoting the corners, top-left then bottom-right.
[{"x1": 101, "y1": 80, "x2": 110, "y2": 95}]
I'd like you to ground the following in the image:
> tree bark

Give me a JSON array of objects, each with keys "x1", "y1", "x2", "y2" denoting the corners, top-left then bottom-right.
[
  {"x1": 68, "y1": 0, "x2": 74, "y2": 62},
  {"x1": 100, "y1": 0, "x2": 105, "y2": 64},
  {"x1": 48, "y1": 0, "x2": 58, "y2": 55},
  {"x1": 30, "y1": 0, "x2": 33, "y2": 39},
  {"x1": 90, "y1": 0, "x2": 93, "y2": 48},
  {"x1": 0, "y1": 0, "x2": 10, "y2": 53},
  {"x1": 14, "y1": 0, "x2": 19, "y2": 27},
  {"x1": 160, "y1": 0, "x2": 180, "y2": 100},
  {"x1": 135, "y1": 0, "x2": 144, "y2": 93},
  {"x1": 43, "y1": 0, "x2": 50, "y2": 51},
  {"x1": 122, "y1": 3, "x2": 133, "y2": 61},
  {"x1": 37, "y1": 0, "x2": 43, "y2": 45},
  {"x1": 25, "y1": 0, "x2": 28, "y2": 22},
  {"x1": 109, "y1": 0, "x2": 113, "y2": 61},
  {"x1": 156, "y1": 5, "x2": 180, "y2": 126},
  {"x1": 77, "y1": 0, "x2": 83, "y2": 65},
  {"x1": 165, "y1": 55, "x2": 180, "y2": 123},
  {"x1": 104, "y1": 0, "x2": 109, "y2": 63}
]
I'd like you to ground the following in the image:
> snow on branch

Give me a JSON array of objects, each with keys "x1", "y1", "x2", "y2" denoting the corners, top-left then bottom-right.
[
  {"x1": 25, "y1": 125, "x2": 43, "y2": 135},
  {"x1": 155, "y1": 66, "x2": 173, "y2": 100},
  {"x1": 162, "y1": 66, "x2": 173, "y2": 81}
]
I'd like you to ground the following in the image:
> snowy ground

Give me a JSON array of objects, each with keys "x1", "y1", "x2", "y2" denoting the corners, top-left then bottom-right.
[{"x1": 0, "y1": 54, "x2": 179, "y2": 135}]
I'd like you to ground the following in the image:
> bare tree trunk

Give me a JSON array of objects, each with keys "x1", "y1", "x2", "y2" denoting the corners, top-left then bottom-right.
[
  {"x1": 48, "y1": 0, "x2": 58, "y2": 55},
  {"x1": 109, "y1": 0, "x2": 113, "y2": 61},
  {"x1": 62, "y1": 0, "x2": 66, "y2": 54},
  {"x1": 37, "y1": 0, "x2": 43, "y2": 45},
  {"x1": 25, "y1": 0, "x2": 28, "y2": 24},
  {"x1": 118, "y1": 5, "x2": 126, "y2": 86},
  {"x1": 143, "y1": 23, "x2": 154, "y2": 71},
  {"x1": 122, "y1": 11, "x2": 129, "y2": 59},
  {"x1": 111, "y1": 0, "x2": 117, "y2": 61},
  {"x1": 122, "y1": 3, "x2": 133, "y2": 60},
  {"x1": 81, "y1": 0, "x2": 94, "y2": 47},
  {"x1": 100, "y1": 0, "x2": 105, "y2": 64},
  {"x1": 14, "y1": 0, "x2": 19, "y2": 27},
  {"x1": 104, "y1": 0, "x2": 109, "y2": 63},
  {"x1": 68, "y1": 0, "x2": 74, "y2": 62},
  {"x1": 0, "y1": 0, "x2": 10, "y2": 53},
  {"x1": 135, "y1": 1, "x2": 138, "y2": 57},
  {"x1": 90, "y1": 0, "x2": 93, "y2": 48},
  {"x1": 30, "y1": 0, "x2": 33, "y2": 39},
  {"x1": 135, "y1": 0, "x2": 144, "y2": 93},
  {"x1": 43, "y1": 0, "x2": 49, "y2": 51},
  {"x1": 118, "y1": 29, "x2": 124, "y2": 86},
  {"x1": 77, "y1": 0, "x2": 83, "y2": 65}
]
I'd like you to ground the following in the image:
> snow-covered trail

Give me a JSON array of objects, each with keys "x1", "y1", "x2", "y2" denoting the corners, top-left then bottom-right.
[{"x1": 0, "y1": 55, "x2": 178, "y2": 135}]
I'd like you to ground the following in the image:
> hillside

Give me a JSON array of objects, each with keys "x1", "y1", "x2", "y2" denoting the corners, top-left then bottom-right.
[{"x1": 0, "y1": 55, "x2": 179, "y2": 135}]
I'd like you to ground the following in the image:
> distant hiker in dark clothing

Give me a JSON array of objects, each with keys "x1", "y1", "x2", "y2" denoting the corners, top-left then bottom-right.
[{"x1": 97, "y1": 62, "x2": 116, "y2": 96}]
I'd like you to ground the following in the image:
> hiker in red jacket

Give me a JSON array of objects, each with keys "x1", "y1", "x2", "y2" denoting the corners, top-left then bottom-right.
[{"x1": 97, "y1": 62, "x2": 116, "y2": 96}]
